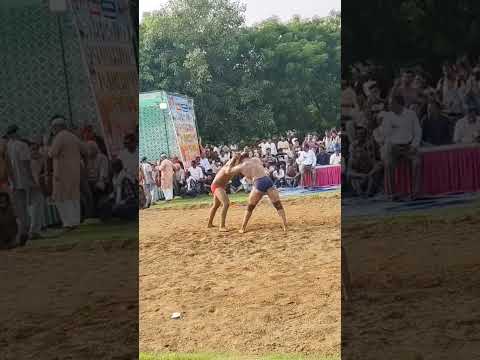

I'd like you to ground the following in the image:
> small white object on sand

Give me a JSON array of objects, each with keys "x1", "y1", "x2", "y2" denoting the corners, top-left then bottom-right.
[{"x1": 171, "y1": 312, "x2": 182, "y2": 320}]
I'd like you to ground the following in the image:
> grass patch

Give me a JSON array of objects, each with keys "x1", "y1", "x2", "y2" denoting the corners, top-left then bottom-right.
[
  {"x1": 346, "y1": 200, "x2": 480, "y2": 226},
  {"x1": 140, "y1": 353, "x2": 339, "y2": 360},
  {"x1": 149, "y1": 190, "x2": 340, "y2": 210},
  {"x1": 29, "y1": 220, "x2": 138, "y2": 248}
]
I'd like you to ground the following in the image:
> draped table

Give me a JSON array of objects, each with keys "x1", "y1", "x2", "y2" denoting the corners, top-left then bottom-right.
[
  {"x1": 302, "y1": 164, "x2": 341, "y2": 187},
  {"x1": 391, "y1": 144, "x2": 480, "y2": 196}
]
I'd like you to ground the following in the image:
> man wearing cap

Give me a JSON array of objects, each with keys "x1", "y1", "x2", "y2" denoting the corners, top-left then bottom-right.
[
  {"x1": 453, "y1": 105, "x2": 480, "y2": 144},
  {"x1": 5, "y1": 124, "x2": 35, "y2": 244},
  {"x1": 158, "y1": 154, "x2": 174, "y2": 201},
  {"x1": 48, "y1": 116, "x2": 86, "y2": 230}
]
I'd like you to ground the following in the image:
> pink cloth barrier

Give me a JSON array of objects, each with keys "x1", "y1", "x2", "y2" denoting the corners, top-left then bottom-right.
[
  {"x1": 392, "y1": 145, "x2": 480, "y2": 196},
  {"x1": 302, "y1": 165, "x2": 341, "y2": 187}
]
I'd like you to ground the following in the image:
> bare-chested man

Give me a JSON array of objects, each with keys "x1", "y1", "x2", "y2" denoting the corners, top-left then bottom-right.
[
  {"x1": 207, "y1": 156, "x2": 239, "y2": 231},
  {"x1": 229, "y1": 153, "x2": 287, "y2": 233}
]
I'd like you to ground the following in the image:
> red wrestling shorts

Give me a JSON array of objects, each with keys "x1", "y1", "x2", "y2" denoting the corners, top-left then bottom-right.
[{"x1": 211, "y1": 183, "x2": 224, "y2": 194}]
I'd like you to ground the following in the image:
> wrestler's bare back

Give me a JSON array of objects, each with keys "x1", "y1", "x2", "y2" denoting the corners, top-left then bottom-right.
[{"x1": 233, "y1": 157, "x2": 269, "y2": 181}]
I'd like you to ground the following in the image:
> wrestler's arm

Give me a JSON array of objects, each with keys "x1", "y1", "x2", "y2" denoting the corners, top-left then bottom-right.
[
  {"x1": 227, "y1": 163, "x2": 245, "y2": 176},
  {"x1": 224, "y1": 154, "x2": 241, "y2": 175}
]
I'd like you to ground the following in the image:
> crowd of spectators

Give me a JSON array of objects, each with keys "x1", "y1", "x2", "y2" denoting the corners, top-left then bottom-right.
[
  {"x1": 0, "y1": 118, "x2": 139, "y2": 249},
  {"x1": 139, "y1": 129, "x2": 342, "y2": 208},
  {"x1": 342, "y1": 57, "x2": 480, "y2": 199}
]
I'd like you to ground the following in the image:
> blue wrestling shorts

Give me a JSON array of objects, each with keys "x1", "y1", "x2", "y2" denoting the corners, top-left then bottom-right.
[{"x1": 254, "y1": 176, "x2": 274, "y2": 193}]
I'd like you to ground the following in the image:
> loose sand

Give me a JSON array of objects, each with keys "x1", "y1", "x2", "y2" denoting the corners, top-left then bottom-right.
[
  {"x1": 343, "y1": 212, "x2": 480, "y2": 360},
  {"x1": 140, "y1": 195, "x2": 341, "y2": 356},
  {"x1": 0, "y1": 237, "x2": 138, "y2": 359}
]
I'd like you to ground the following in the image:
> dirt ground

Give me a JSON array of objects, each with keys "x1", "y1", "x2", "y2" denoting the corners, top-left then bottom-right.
[
  {"x1": 140, "y1": 195, "x2": 341, "y2": 356},
  {"x1": 343, "y1": 211, "x2": 480, "y2": 360},
  {"x1": 0, "y1": 235, "x2": 138, "y2": 359}
]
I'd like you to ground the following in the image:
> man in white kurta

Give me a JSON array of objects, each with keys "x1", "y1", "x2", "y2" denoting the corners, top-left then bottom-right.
[
  {"x1": 48, "y1": 118, "x2": 85, "y2": 229},
  {"x1": 159, "y1": 154, "x2": 174, "y2": 201}
]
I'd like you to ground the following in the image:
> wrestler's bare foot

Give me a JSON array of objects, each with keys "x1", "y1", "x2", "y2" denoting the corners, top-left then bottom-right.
[
  {"x1": 219, "y1": 227, "x2": 228, "y2": 232},
  {"x1": 239, "y1": 229, "x2": 246, "y2": 234},
  {"x1": 207, "y1": 223, "x2": 215, "y2": 228},
  {"x1": 283, "y1": 225, "x2": 288, "y2": 232}
]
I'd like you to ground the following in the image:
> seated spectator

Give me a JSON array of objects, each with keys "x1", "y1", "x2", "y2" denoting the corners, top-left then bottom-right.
[
  {"x1": 239, "y1": 176, "x2": 253, "y2": 193},
  {"x1": 98, "y1": 159, "x2": 137, "y2": 221},
  {"x1": 219, "y1": 149, "x2": 230, "y2": 163},
  {"x1": 453, "y1": 104, "x2": 480, "y2": 143},
  {"x1": 199, "y1": 152, "x2": 213, "y2": 175},
  {"x1": 188, "y1": 161, "x2": 204, "y2": 182},
  {"x1": 211, "y1": 160, "x2": 221, "y2": 174},
  {"x1": 347, "y1": 126, "x2": 383, "y2": 196},
  {"x1": 330, "y1": 146, "x2": 342, "y2": 165},
  {"x1": 276, "y1": 148, "x2": 288, "y2": 165},
  {"x1": 184, "y1": 171, "x2": 200, "y2": 197},
  {"x1": 263, "y1": 148, "x2": 277, "y2": 164},
  {"x1": 422, "y1": 99, "x2": 452, "y2": 145},
  {"x1": 273, "y1": 164, "x2": 286, "y2": 187},
  {"x1": 317, "y1": 146, "x2": 330, "y2": 165},
  {"x1": 285, "y1": 160, "x2": 300, "y2": 187}
]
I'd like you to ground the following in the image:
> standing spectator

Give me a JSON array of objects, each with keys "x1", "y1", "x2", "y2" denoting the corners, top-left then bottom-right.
[
  {"x1": 159, "y1": 154, "x2": 175, "y2": 201},
  {"x1": 5, "y1": 125, "x2": 34, "y2": 244},
  {"x1": 268, "y1": 139, "x2": 277, "y2": 155},
  {"x1": 117, "y1": 133, "x2": 138, "y2": 180},
  {"x1": 277, "y1": 136, "x2": 290, "y2": 153},
  {"x1": 85, "y1": 141, "x2": 110, "y2": 212},
  {"x1": 297, "y1": 144, "x2": 317, "y2": 187},
  {"x1": 48, "y1": 117, "x2": 86, "y2": 231},
  {"x1": 29, "y1": 139, "x2": 47, "y2": 238},
  {"x1": 383, "y1": 94, "x2": 422, "y2": 198},
  {"x1": 0, "y1": 139, "x2": 11, "y2": 194},
  {"x1": 140, "y1": 157, "x2": 155, "y2": 207}
]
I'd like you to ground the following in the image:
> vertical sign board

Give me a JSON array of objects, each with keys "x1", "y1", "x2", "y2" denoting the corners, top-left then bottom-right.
[
  {"x1": 167, "y1": 94, "x2": 201, "y2": 166},
  {"x1": 70, "y1": 0, "x2": 138, "y2": 157}
]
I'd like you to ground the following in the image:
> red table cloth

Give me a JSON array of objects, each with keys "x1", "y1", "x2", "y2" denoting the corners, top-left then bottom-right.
[
  {"x1": 391, "y1": 144, "x2": 480, "y2": 196},
  {"x1": 302, "y1": 165, "x2": 341, "y2": 187}
]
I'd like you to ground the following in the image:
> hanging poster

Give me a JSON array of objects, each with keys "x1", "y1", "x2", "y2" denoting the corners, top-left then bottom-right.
[
  {"x1": 70, "y1": 0, "x2": 138, "y2": 157},
  {"x1": 167, "y1": 94, "x2": 200, "y2": 166}
]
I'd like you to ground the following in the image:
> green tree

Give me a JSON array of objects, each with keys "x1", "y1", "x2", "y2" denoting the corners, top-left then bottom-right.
[{"x1": 140, "y1": 0, "x2": 340, "y2": 143}]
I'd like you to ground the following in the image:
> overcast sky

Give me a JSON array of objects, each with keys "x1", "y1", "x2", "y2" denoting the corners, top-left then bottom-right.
[{"x1": 140, "y1": 0, "x2": 340, "y2": 24}]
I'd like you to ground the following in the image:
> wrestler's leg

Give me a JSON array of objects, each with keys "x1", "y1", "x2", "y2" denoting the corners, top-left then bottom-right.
[
  {"x1": 216, "y1": 188, "x2": 230, "y2": 231},
  {"x1": 239, "y1": 188, "x2": 263, "y2": 233},
  {"x1": 267, "y1": 187, "x2": 287, "y2": 232},
  {"x1": 207, "y1": 192, "x2": 221, "y2": 228}
]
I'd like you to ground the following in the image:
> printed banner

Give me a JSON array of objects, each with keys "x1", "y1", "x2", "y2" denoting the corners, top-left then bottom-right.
[
  {"x1": 167, "y1": 94, "x2": 200, "y2": 166},
  {"x1": 70, "y1": 0, "x2": 138, "y2": 157}
]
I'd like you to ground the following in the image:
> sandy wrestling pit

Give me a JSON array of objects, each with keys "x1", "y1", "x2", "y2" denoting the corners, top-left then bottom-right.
[
  {"x1": 343, "y1": 210, "x2": 480, "y2": 360},
  {"x1": 140, "y1": 195, "x2": 341, "y2": 356}
]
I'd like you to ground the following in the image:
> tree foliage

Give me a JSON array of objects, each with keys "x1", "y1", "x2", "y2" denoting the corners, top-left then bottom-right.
[
  {"x1": 140, "y1": 0, "x2": 340, "y2": 144},
  {"x1": 342, "y1": 0, "x2": 480, "y2": 78}
]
